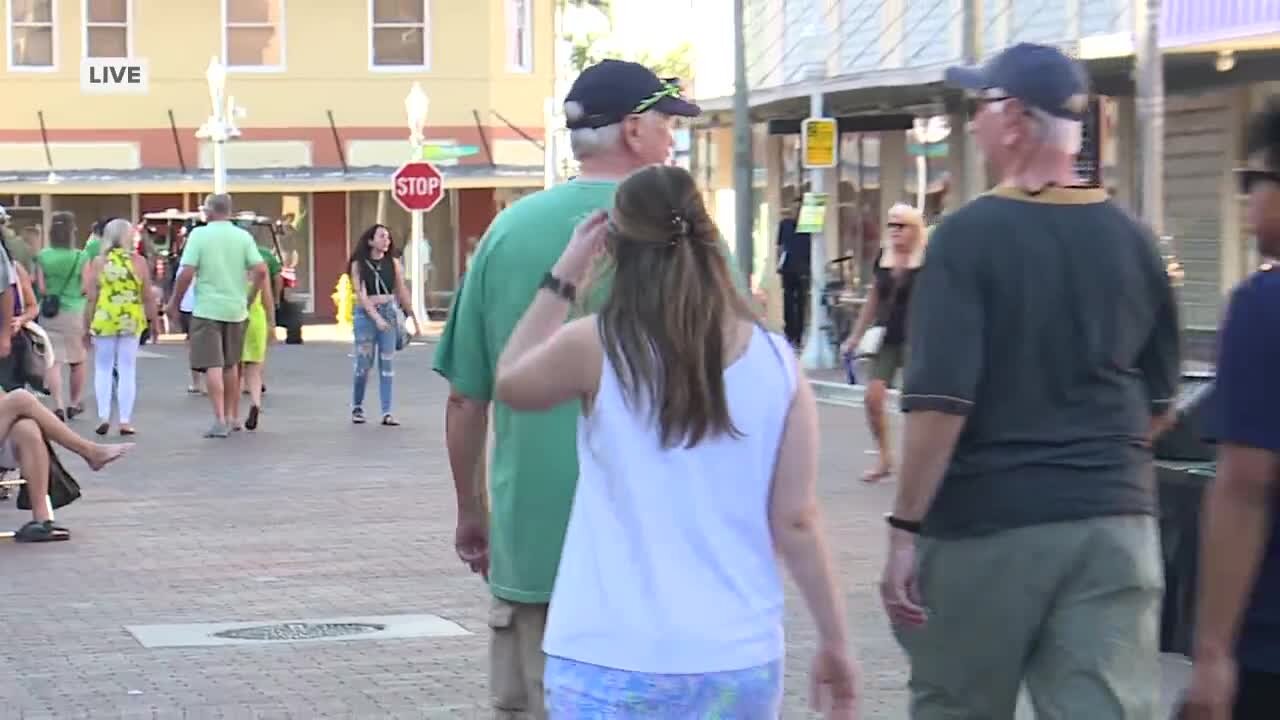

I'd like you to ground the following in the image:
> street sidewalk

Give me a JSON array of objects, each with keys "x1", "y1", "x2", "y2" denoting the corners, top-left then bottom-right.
[{"x1": 0, "y1": 340, "x2": 1187, "y2": 718}]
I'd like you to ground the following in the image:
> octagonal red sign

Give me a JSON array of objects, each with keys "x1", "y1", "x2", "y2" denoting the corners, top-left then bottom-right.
[{"x1": 391, "y1": 161, "x2": 445, "y2": 213}]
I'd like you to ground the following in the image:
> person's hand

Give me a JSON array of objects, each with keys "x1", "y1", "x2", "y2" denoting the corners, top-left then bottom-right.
[
  {"x1": 373, "y1": 316, "x2": 390, "y2": 333},
  {"x1": 880, "y1": 528, "x2": 927, "y2": 627},
  {"x1": 9, "y1": 317, "x2": 23, "y2": 336},
  {"x1": 1146, "y1": 407, "x2": 1179, "y2": 447},
  {"x1": 455, "y1": 511, "x2": 490, "y2": 580},
  {"x1": 840, "y1": 334, "x2": 861, "y2": 358},
  {"x1": 408, "y1": 315, "x2": 422, "y2": 337},
  {"x1": 553, "y1": 210, "x2": 609, "y2": 283},
  {"x1": 0, "y1": 332, "x2": 11, "y2": 359},
  {"x1": 810, "y1": 644, "x2": 859, "y2": 719},
  {"x1": 1177, "y1": 654, "x2": 1237, "y2": 720}
]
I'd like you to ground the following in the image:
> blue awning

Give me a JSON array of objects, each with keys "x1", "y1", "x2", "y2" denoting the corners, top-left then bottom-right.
[{"x1": 1162, "y1": 0, "x2": 1280, "y2": 48}]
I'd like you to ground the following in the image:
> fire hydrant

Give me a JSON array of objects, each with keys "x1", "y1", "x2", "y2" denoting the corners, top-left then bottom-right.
[{"x1": 332, "y1": 273, "x2": 355, "y2": 327}]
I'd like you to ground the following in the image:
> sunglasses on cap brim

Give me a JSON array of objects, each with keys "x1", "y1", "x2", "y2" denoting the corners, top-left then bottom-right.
[
  {"x1": 569, "y1": 79, "x2": 686, "y2": 130},
  {"x1": 1237, "y1": 168, "x2": 1280, "y2": 194}
]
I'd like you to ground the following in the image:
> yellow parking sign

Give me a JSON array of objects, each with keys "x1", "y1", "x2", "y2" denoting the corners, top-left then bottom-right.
[{"x1": 802, "y1": 118, "x2": 837, "y2": 168}]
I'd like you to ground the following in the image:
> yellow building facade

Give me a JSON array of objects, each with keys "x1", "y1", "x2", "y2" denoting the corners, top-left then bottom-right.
[{"x1": 2, "y1": 0, "x2": 555, "y2": 316}]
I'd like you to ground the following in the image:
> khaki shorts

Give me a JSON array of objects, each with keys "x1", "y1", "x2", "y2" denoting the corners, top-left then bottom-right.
[
  {"x1": 489, "y1": 597, "x2": 549, "y2": 719},
  {"x1": 188, "y1": 317, "x2": 247, "y2": 370},
  {"x1": 894, "y1": 515, "x2": 1163, "y2": 719},
  {"x1": 41, "y1": 309, "x2": 87, "y2": 365}
]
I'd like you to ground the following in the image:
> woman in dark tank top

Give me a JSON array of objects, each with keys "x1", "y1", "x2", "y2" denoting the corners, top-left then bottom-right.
[{"x1": 840, "y1": 202, "x2": 927, "y2": 482}]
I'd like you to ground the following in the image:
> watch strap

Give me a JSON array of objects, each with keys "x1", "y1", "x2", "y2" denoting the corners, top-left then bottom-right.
[
  {"x1": 885, "y1": 513, "x2": 922, "y2": 534},
  {"x1": 539, "y1": 272, "x2": 577, "y2": 302}
]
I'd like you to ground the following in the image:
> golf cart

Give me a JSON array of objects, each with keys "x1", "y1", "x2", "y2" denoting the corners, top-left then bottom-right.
[{"x1": 140, "y1": 209, "x2": 304, "y2": 344}]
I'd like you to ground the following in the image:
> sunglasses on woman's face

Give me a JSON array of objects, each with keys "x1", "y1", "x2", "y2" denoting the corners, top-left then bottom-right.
[{"x1": 1237, "y1": 168, "x2": 1280, "y2": 194}]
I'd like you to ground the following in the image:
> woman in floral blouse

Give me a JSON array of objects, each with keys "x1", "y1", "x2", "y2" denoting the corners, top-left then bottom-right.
[{"x1": 84, "y1": 219, "x2": 155, "y2": 436}]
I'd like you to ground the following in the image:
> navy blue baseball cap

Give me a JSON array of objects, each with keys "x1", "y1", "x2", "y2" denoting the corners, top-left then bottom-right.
[
  {"x1": 564, "y1": 59, "x2": 701, "y2": 130},
  {"x1": 944, "y1": 43, "x2": 1091, "y2": 120}
]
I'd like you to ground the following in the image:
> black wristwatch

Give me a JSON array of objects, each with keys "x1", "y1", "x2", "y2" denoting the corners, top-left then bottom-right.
[
  {"x1": 885, "y1": 513, "x2": 922, "y2": 534},
  {"x1": 539, "y1": 272, "x2": 577, "y2": 302}
]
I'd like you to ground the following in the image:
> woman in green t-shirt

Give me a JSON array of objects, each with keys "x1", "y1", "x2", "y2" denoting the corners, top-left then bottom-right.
[{"x1": 33, "y1": 212, "x2": 90, "y2": 421}]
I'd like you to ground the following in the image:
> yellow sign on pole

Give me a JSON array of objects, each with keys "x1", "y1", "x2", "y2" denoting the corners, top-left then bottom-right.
[{"x1": 802, "y1": 118, "x2": 837, "y2": 168}]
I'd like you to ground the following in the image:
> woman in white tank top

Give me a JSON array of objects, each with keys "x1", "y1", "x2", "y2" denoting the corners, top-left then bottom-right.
[{"x1": 494, "y1": 165, "x2": 859, "y2": 718}]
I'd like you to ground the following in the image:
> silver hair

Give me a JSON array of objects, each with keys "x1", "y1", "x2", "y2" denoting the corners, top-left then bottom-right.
[
  {"x1": 101, "y1": 217, "x2": 135, "y2": 252},
  {"x1": 564, "y1": 101, "x2": 625, "y2": 160},
  {"x1": 203, "y1": 193, "x2": 233, "y2": 217},
  {"x1": 1027, "y1": 108, "x2": 1083, "y2": 154},
  {"x1": 989, "y1": 100, "x2": 1083, "y2": 154}
]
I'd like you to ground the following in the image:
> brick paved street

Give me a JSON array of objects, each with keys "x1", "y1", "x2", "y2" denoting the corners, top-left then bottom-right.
[{"x1": 1, "y1": 336, "x2": 1186, "y2": 719}]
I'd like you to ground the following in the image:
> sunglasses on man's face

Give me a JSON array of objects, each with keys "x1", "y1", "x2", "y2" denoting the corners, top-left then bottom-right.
[
  {"x1": 887, "y1": 222, "x2": 907, "y2": 230},
  {"x1": 1237, "y1": 169, "x2": 1280, "y2": 194}
]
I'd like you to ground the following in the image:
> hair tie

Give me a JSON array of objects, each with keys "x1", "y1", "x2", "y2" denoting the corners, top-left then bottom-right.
[{"x1": 668, "y1": 212, "x2": 691, "y2": 246}]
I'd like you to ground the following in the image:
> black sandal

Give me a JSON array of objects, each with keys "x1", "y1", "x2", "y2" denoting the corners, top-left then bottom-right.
[
  {"x1": 14, "y1": 520, "x2": 70, "y2": 543},
  {"x1": 67, "y1": 404, "x2": 84, "y2": 420},
  {"x1": 381, "y1": 414, "x2": 400, "y2": 427},
  {"x1": 245, "y1": 405, "x2": 260, "y2": 431},
  {"x1": 95, "y1": 422, "x2": 110, "y2": 436},
  {"x1": 352, "y1": 408, "x2": 366, "y2": 425}
]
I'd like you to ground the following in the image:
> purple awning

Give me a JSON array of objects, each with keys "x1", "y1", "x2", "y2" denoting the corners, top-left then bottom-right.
[{"x1": 1162, "y1": 0, "x2": 1280, "y2": 48}]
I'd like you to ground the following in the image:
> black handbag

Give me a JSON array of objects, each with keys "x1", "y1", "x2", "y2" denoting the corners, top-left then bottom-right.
[{"x1": 16, "y1": 440, "x2": 82, "y2": 510}]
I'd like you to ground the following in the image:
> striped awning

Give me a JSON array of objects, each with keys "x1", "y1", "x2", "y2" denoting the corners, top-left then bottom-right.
[{"x1": 1162, "y1": 0, "x2": 1280, "y2": 48}]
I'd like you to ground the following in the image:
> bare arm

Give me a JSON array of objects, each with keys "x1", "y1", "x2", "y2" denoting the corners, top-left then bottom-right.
[
  {"x1": 847, "y1": 281, "x2": 879, "y2": 344},
  {"x1": 494, "y1": 291, "x2": 599, "y2": 413},
  {"x1": 130, "y1": 255, "x2": 156, "y2": 321},
  {"x1": 260, "y1": 271, "x2": 276, "y2": 328},
  {"x1": 446, "y1": 391, "x2": 490, "y2": 518},
  {"x1": 393, "y1": 259, "x2": 414, "y2": 318},
  {"x1": 83, "y1": 258, "x2": 104, "y2": 333},
  {"x1": 1193, "y1": 445, "x2": 1279, "y2": 662},
  {"x1": 34, "y1": 263, "x2": 46, "y2": 296},
  {"x1": 246, "y1": 262, "x2": 267, "y2": 308},
  {"x1": 770, "y1": 362, "x2": 849, "y2": 650},
  {"x1": 14, "y1": 265, "x2": 38, "y2": 326},
  {"x1": 167, "y1": 265, "x2": 195, "y2": 316}
]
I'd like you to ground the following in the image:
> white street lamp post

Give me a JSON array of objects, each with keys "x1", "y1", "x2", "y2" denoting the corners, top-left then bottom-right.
[
  {"x1": 405, "y1": 82, "x2": 430, "y2": 322},
  {"x1": 196, "y1": 57, "x2": 242, "y2": 195}
]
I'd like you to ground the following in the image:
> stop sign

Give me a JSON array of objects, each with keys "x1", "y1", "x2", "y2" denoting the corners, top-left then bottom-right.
[{"x1": 391, "y1": 161, "x2": 445, "y2": 213}]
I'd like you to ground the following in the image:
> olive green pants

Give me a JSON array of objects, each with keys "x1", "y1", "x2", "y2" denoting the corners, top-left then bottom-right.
[{"x1": 893, "y1": 515, "x2": 1164, "y2": 720}]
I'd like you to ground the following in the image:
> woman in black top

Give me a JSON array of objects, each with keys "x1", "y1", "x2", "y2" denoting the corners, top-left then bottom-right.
[
  {"x1": 349, "y1": 224, "x2": 418, "y2": 426},
  {"x1": 841, "y1": 203, "x2": 927, "y2": 482}
]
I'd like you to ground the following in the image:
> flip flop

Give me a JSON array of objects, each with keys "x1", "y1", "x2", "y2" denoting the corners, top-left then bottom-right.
[{"x1": 13, "y1": 520, "x2": 71, "y2": 543}]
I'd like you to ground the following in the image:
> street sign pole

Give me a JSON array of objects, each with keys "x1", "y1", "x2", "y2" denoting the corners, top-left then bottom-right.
[
  {"x1": 800, "y1": 110, "x2": 837, "y2": 371},
  {"x1": 391, "y1": 160, "x2": 446, "y2": 322}
]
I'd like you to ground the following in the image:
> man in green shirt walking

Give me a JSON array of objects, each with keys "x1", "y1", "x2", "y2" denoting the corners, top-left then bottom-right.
[
  {"x1": 433, "y1": 60, "x2": 703, "y2": 718},
  {"x1": 167, "y1": 194, "x2": 269, "y2": 438}
]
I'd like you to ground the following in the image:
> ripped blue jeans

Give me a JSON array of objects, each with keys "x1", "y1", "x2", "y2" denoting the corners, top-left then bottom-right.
[{"x1": 352, "y1": 303, "x2": 398, "y2": 416}]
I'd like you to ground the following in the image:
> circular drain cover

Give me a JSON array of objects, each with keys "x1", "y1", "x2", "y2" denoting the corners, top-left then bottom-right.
[{"x1": 212, "y1": 622, "x2": 386, "y2": 641}]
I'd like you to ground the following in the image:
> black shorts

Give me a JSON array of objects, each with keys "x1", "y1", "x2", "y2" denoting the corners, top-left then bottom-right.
[{"x1": 180, "y1": 311, "x2": 192, "y2": 334}]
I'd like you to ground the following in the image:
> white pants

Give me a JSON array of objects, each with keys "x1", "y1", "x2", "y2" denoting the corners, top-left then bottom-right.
[{"x1": 94, "y1": 334, "x2": 140, "y2": 424}]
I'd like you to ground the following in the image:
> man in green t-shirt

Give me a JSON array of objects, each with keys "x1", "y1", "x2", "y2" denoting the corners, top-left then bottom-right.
[
  {"x1": 167, "y1": 194, "x2": 268, "y2": 438},
  {"x1": 433, "y1": 60, "x2": 704, "y2": 717}
]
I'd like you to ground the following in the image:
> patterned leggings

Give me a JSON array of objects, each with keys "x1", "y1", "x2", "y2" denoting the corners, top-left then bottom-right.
[{"x1": 543, "y1": 655, "x2": 783, "y2": 719}]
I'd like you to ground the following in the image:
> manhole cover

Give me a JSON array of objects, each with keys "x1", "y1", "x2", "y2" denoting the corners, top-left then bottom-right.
[{"x1": 212, "y1": 622, "x2": 386, "y2": 641}]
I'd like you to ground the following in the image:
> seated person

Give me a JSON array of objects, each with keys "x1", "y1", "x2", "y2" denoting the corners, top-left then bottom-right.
[{"x1": 3, "y1": 388, "x2": 132, "y2": 542}]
